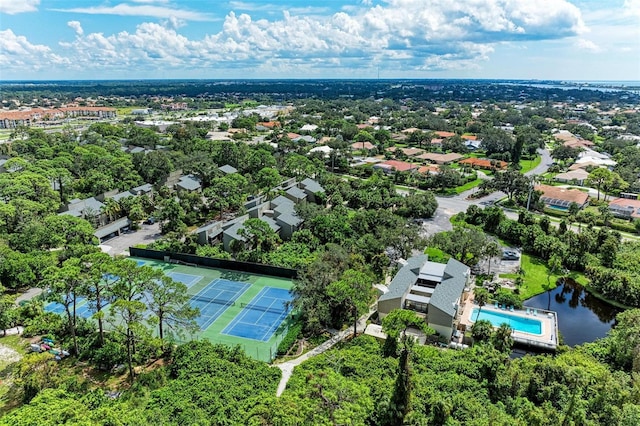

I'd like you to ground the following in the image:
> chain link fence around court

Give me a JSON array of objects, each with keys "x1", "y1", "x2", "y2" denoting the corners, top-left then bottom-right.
[{"x1": 180, "y1": 316, "x2": 293, "y2": 363}]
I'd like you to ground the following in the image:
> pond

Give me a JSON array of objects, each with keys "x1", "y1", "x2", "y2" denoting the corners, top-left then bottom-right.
[{"x1": 524, "y1": 278, "x2": 622, "y2": 347}]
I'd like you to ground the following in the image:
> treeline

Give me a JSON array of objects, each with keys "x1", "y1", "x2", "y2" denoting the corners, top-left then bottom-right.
[
  {"x1": 4, "y1": 314, "x2": 640, "y2": 425},
  {"x1": 3, "y1": 80, "x2": 637, "y2": 105},
  {"x1": 452, "y1": 205, "x2": 640, "y2": 307}
]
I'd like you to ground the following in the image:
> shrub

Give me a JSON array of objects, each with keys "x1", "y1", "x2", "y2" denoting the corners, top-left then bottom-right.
[
  {"x1": 277, "y1": 322, "x2": 303, "y2": 356},
  {"x1": 493, "y1": 288, "x2": 523, "y2": 309}
]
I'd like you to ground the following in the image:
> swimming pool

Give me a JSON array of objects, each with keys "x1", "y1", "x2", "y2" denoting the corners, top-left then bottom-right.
[{"x1": 471, "y1": 308, "x2": 542, "y2": 335}]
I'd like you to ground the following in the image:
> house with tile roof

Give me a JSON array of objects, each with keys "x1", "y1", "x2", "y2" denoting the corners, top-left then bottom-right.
[
  {"x1": 553, "y1": 169, "x2": 590, "y2": 186},
  {"x1": 536, "y1": 184, "x2": 589, "y2": 209},
  {"x1": 458, "y1": 158, "x2": 508, "y2": 170},
  {"x1": 351, "y1": 141, "x2": 376, "y2": 151},
  {"x1": 378, "y1": 255, "x2": 471, "y2": 339},
  {"x1": 608, "y1": 198, "x2": 640, "y2": 219},
  {"x1": 373, "y1": 160, "x2": 419, "y2": 173},
  {"x1": 416, "y1": 152, "x2": 464, "y2": 165},
  {"x1": 434, "y1": 131, "x2": 456, "y2": 138}
]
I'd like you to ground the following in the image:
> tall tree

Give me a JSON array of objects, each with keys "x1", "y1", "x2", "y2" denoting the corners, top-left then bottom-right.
[
  {"x1": 80, "y1": 252, "x2": 117, "y2": 346},
  {"x1": 42, "y1": 259, "x2": 85, "y2": 355},
  {"x1": 326, "y1": 269, "x2": 373, "y2": 337},
  {"x1": 474, "y1": 287, "x2": 490, "y2": 320},
  {"x1": 144, "y1": 275, "x2": 198, "y2": 345},
  {"x1": 382, "y1": 309, "x2": 434, "y2": 425},
  {"x1": 483, "y1": 241, "x2": 502, "y2": 275},
  {"x1": 109, "y1": 299, "x2": 147, "y2": 382},
  {"x1": 586, "y1": 168, "x2": 612, "y2": 201}
]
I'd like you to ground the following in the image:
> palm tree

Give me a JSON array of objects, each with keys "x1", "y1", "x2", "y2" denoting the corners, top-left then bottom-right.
[
  {"x1": 474, "y1": 287, "x2": 490, "y2": 321},
  {"x1": 491, "y1": 323, "x2": 514, "y2": 352},
  {"x1": 101, "y1": 198, "x2": 122, "y2": 223},
  {"x1": 483, "y1": 241, "x2": 501, "y2": 276}
]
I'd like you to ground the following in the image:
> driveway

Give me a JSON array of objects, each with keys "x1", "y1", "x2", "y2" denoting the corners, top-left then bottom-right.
[{"x1": 99, "y1": 222, "x2": 163, "y2": 257}]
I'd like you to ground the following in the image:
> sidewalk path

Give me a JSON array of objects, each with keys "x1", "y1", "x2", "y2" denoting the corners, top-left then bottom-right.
[{"x1": 274, "y1": 308, "x2": 375, "y2": 397}]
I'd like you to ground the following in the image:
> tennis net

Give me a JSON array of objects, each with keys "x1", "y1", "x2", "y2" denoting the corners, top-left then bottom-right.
[
  {"x1": 240, "y1": 302, "x2": 288, "y2": 315},
  {"x1": 190, "y1": 295, "x2": 235, "y2": 307}
]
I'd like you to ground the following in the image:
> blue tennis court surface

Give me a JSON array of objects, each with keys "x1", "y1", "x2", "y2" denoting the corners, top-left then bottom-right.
[
  {"x1": 222, "y1": 287, "x2": 293, "y2": 342},
  {"x1": 45, "y1": 296, "x2": 89, "y2": 316},
  {"x1": 190, "y1": 279, "x2": 250, "y2": 330},
  {"x1": 167, "y1": 272, "x2": 203, "y2": 289}
]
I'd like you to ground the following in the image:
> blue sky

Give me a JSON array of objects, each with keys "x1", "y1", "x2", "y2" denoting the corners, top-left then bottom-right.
[{"x1": 1, "y1": 0, "x2": 639, "y2": 81}]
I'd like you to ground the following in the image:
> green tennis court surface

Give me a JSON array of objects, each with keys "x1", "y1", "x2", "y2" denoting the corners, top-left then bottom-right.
[{"x1": 130, "y1": 257, "x2": 295, "y2": 362}]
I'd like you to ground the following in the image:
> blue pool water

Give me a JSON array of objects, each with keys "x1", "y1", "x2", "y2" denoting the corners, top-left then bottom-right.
[{"x1": 471, "y1": 308, "x2": 542, "y2": 335}]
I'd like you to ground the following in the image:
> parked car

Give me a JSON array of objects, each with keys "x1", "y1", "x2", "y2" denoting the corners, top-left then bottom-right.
[
  {"x1": 502, "y1": 249, "x2": 520, "y2": 261},
  {"x1": 143, "y1": 217, "x2": 155, "y2": 225}
]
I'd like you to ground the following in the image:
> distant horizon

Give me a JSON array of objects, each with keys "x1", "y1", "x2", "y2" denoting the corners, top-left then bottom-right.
[
  {"x1": 1, "y1": 1, "x2": 638, "y2": 81},
  {"x1": 1, "y1": 78, "x2": 639, "y2": 85}
]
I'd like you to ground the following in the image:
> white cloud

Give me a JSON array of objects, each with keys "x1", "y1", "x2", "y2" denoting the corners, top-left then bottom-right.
[
  {"x1": 67, "y1": 21, "x2": 84, "y2": 36},
  {"x1": 0, "y1": 0, "x2": 39, "y2": 14},
  {"x1": 8, "y1": 0, "x2": 592, "y2": 77},
  {"x1": 574, "y1": 39, "x2": 601, "y2": 52},
  {"x1": 623, "y1": 0, "x2": 640, "y2": 18},
  {"x1": 50, "y1": 3, "x2": 216, "y2": 22},
  {"x1": 0, "y1": 29, "x2": 69, "y2": 72}
]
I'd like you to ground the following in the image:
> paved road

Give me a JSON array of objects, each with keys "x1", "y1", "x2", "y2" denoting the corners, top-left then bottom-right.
[
  {"x1": 525, "y1": 148, "x2": 553, "y2": 177},
  {"x1": 430, "y1": 148, "x2": 553, "y2": 223}
]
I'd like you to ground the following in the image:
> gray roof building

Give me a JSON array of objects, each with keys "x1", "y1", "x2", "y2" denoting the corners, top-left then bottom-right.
[
  {"x1": 378, "y1": 254, "x2": 470, "y2": 340},
  {"x1": 111, "y1": 191, "x2": 134, "y2": 202},
  {"x1": 285, "y1": 185, "x2": 307, "y2": 202},
  {"x1": 218, "y1": 164, "x2": 238, "y2": 175},
  {"x1": 176, "y1": 175, "x2": 202, "y2": 192},
  {"x1": 300, "y1": 178, "x2": 324, "y2": 193}
]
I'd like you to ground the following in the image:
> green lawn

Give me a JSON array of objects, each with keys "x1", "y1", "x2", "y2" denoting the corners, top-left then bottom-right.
[
  {"x1": 454, "y1": 178, "x2": 483, "y2": 194},
  {"x1": 519, "y1": 155, "x2": 542, "y2": 174},
  {"x1": 500, "y1": 253, "x2": 589, "y2": 300}
]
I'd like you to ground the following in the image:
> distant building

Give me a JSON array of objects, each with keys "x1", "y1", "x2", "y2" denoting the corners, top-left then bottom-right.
[{"x1": 0, "y1": 107, "x2": 116, "y2": 129}]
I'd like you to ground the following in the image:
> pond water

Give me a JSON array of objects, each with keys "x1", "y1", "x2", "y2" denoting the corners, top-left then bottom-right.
[{"x1": 524, "y1": 278, "x2": 622, "y2": 347}]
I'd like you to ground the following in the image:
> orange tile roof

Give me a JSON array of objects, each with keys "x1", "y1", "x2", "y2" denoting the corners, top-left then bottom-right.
[
  {"x1": 434, "y1": 131, "x2": 455, "y2": 138},
  {"x1": 535, "y1": 184, "x2": 589, "y2": 205},
  {"x1": 258, "y1": 121, "x2": 280, "y2": 128},
  {"x1": 377, "y1": 160, "x2": 418, "y2": 172},
  {"x1": 418, "y1": 165, "x2": 440, "y2": 174},
  {"x1": 351, "y1": 141, "x2": 376, "y2": 150},
  {"x1": 417, "y1": 152, "x2": 464, "y2": 163},
  {"x1": 461, "y1": 135, "x2": 477, "y2": 141},
  {"x1": 458, "y1": 158, "x2": 507, "y2": 169}
]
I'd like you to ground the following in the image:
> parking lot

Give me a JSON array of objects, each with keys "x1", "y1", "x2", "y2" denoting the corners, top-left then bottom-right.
[
  {"x1": 99, "y1": 222, "x2": 162, "y2": 256},
  {"x1": 473, "y1": 250, "x2": 521, "y2": 276}
]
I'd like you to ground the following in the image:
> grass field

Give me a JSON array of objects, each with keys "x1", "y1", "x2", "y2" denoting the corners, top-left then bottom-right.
[
  {"x1": 131, "y1": 258, "x2": 295, "y2": 362},
  {"x1": 519, "y1": 155, "x2": 542, "y2": 174},
  {"x1": 454, "y1": 178, "x2": 483, "y2": 194},
  {"x1": 500, "y1": 253, "x2": 588, "y2": 300}
]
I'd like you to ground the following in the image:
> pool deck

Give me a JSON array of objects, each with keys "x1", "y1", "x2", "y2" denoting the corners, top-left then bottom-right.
[{"x1": 460, "y1": 301, "x2": 558, "y2": 351}]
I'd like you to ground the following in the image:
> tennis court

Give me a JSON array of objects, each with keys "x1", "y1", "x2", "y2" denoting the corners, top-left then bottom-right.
[
  {"x1": 222, "y1": 287, "x2": 293, "y2": 341},
  {"x1": 45, "y1": 256, "x2": 296, "y2": 362},
  {"x1": 190, "y1": 279, "x2": 251, "y2": 329},
  {"x1": 167, "y1": 271, "x2": 202, "y2": 289},
  {"x1": 45, "y1": 296, "x2": 86, "y2": 315}
]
